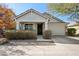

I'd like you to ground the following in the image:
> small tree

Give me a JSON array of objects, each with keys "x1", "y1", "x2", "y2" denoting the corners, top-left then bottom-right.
[{"x1": 0, "y1": 4, "x2": 16, "y2": 37}]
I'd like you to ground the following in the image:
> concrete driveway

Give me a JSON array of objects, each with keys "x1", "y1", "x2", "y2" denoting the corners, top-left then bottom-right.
[
  {"x1": 0, "y1": 36, "x2": 79, "y2": 56},
  {"x1": 52, "y1": 36, "x2": 79, "y2": 56},
  {"x1": 53, "y1": 36, "x2": 79, "y2": 44}
]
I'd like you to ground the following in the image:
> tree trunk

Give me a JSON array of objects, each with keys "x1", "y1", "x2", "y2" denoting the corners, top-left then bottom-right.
[{"x1": 0, "y1": 29, "x2": 4, "y2": 38}]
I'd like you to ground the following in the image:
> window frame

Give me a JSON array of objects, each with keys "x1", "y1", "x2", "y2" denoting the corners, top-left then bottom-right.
[{"x1": 25, "y1": 24, "x2": 33, "y2": 30}]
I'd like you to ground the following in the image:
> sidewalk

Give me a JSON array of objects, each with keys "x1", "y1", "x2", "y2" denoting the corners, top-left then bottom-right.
[{"x1": 67, "y1": 36, "x2": 79, "y2": 40}]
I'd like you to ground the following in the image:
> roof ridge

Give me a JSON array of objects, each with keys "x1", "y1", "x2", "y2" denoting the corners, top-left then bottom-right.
[{"x1": 16, "y1": 8, "x2": 47, "y2": 19}]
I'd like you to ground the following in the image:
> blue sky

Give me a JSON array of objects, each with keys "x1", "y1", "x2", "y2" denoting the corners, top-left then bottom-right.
[
  {"x1": 7, "y1": 3, "x2": 48, "y2": 15},
  {"x1": 6, "y1": 3, "x2": 71, "y2": 23}
]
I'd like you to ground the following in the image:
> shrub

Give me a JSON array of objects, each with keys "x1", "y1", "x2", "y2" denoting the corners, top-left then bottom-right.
[
  {"x1": 0, "y1": 38, "x2": 9, "y2": 44},
  {"x1": 5, "y1": 30, "x2": 37, "y2": 39},
  {"x1": 67, "y1": 28, "x2": 76, "y2": 36},
  {"x1": 43, "y1": 30, "x2": 52, "y2": 39}
]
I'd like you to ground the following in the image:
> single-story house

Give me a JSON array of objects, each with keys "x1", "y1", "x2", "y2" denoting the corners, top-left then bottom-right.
[{"x1": 15, "y1": 9, "x2": 67, "y2": 35}]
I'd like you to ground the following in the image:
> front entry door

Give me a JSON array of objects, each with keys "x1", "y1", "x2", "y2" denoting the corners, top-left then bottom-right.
[{"x1": 37, "y1": 23, "x2": 43, "y2": 35}]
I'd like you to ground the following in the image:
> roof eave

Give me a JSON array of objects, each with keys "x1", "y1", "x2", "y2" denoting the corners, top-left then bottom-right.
[{"x1": 16, "y1": 8, "x2": 48, "y2": 19}]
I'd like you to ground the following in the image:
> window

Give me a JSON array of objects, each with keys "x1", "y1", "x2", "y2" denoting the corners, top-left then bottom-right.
[{"x1": 25, "y1": 24, "x2": 33, "y2": 30}]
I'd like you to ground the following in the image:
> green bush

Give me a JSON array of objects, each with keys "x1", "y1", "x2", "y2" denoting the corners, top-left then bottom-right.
[
  {"x1": 5, "y1": 30, "x2": 37, "y2": 39},
  {"x1": 67, "y1": 28, "x2": 76, "y2": 36},
  {"x1": 43, "y1": 30, "x2": 52, "y2": 39}
]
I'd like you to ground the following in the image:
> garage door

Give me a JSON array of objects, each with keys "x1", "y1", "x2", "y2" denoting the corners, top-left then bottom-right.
[{"x1": 48, "y1": 23, "x2": 66, "y2": 35}]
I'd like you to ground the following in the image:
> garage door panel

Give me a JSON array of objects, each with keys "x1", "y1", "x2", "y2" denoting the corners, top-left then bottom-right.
[{"x1": 48, "y1": 23, "x2": 65, "y2": 35}]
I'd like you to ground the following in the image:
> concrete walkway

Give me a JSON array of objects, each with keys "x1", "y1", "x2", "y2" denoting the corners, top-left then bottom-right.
[
  {"x1": 37, "y1": 35, "x2": 53, "y2": 41},
  {"x1": 0, "y1": 36, "x2": 79, "y2": 56}
]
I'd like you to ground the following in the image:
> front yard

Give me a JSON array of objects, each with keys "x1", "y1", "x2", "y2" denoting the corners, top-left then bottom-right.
[{"x1": 0, "y1": 36, "x2": 79, "y2": 56}]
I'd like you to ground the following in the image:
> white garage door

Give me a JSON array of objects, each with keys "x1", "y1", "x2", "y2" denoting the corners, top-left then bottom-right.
[{"x1": 48, "y1": 23, "x2": 66, "y2": 35}]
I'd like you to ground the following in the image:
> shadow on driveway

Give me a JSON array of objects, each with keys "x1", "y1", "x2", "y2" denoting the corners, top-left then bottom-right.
[{"x1": 53, "y1": 36, "x2": 79, "y2": 44}]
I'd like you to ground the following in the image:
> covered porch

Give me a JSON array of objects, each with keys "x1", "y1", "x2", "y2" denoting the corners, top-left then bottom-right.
[{"x1": 16, "y1": 21, "x2": 49, "y2": 35}]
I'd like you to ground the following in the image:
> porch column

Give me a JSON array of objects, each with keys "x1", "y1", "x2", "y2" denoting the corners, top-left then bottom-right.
[
  {"x1": 23, "y1": 24, "x2": 25, "y2": 30},
  {"x1": 16, "y1": 22, "x2": 19, "y2": 30},
  {"x1": 45, "y1": 21, "x2": 48, "y2": 30}
]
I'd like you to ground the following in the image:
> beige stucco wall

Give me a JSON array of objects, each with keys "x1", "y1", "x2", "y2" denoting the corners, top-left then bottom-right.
[{"x1": 48, "y1": 22, "x2": 66, "y2": 35}]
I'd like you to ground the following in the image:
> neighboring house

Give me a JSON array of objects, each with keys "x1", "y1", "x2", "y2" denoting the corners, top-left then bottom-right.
[
  {"x1": 68, "y1": 22, "x2": 79, "y2": 34},
  {"x1": 15, "y1": 9, "x2": 67, "y2": 35}
]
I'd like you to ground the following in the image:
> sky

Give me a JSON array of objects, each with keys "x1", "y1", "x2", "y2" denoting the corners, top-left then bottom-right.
[
  {"x1": 5, "y1": 3, "x2": 73, "y2": 23},
  {"x1": 6, "y1": 3, "x2": 48, "y2": 15}
]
